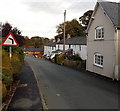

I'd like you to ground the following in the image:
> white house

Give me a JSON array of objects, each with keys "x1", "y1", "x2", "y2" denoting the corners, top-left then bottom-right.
[
  {"x1": 86, "y1": 1, "x2": 120, "y2": 80},
  {"x1": 56, "y1": 37, "x2": 87, "y2": 60},
  {"x1": 44, "y1": 42, "x2": 56, "y2": 57}
]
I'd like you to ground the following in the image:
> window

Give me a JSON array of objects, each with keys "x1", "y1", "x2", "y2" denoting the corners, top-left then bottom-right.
[
  {"x1": 94, "y1": 53, "x2": 103, "y2": 67},
  {"x1": 95, "y1": 26, "x2": 104, "y2": 39},
  {"x1": 79, "y1": 45, "x2": 81, "y2": 51},
  {"x1": 58, "y1": 45, "x2": 59, "y2": 49},
  {"x1": 69, "y1": 45, "x2": 71, "y2": 48}
]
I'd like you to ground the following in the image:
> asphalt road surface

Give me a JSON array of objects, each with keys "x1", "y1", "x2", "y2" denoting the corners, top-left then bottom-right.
[{"x1": 25, "y1": 56, "x2": 119, "y2": 110}]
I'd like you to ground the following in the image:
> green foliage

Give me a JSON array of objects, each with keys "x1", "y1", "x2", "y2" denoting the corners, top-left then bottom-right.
[
  {"x1": 65, "y1": 54, "x2": 86, "y2": 70},
  {"x1": 55, "y1": 54, "x2": 65, "y2": 65},
  {"x1": 67, "y1": 54, "x2": 82, "y2": 61},
  {"x1": 79, "y1": 10, "x2": 93, "y2": 28},
  {"x1": 2, "y1": 50, "x2": 13, "y2": 86},
  {"x1": 11, "y1": 53, "x2": 23, "y2": 75},
  {"x1": 2, "y1": 50, "x2": 12, "y2": 69},
  {"x1": 2, "y1": 47, "x2": 24, "y2": 87},
  {"x1": 56, "y1": 19, "x2": 86, "y2": 39},
  {"x1": 2, "y1": 68, "x2": 13, "y2": 86},
  {"x1": 23, "y1": 36, "x2": 50, "y2": 49},
  {"x1": 1, "y1": 82, "x2": 7, "y2": 99}
]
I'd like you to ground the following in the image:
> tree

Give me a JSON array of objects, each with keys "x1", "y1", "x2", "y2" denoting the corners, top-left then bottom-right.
[
  {"x1": 2, "y1": 22, "x2": 12, "y2": 37},
  {"x1": 79, "y1": 10, "x2": 93, "y2": 29},
  {"x1": 30, "y1": 36, "x2": 43, "y2": 48},
  {"x1": 43, "y1": 38, "x2": 50, "y2": 45},
  {"x1": 23, "y1": 36, "x2": 50, "y2": 49},
  {"x1": 23, "y1": 36, "x2": 33, "y2": 48},
  {"x1": 56, "y1": 19, "x2": 85, "y2": 39}
]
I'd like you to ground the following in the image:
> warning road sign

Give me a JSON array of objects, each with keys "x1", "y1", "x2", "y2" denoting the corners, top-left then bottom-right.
[{"x1": 2, "y1": 32, "x2": 19, "y2": 46}]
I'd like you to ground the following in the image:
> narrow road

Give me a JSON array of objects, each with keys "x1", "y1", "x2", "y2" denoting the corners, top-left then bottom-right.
[{"x1": 25, "y1": 56, "x2": 119, "y2": 109}]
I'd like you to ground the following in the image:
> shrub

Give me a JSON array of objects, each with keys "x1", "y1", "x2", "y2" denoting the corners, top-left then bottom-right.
[
  {"x1": 2, "y1": 82, "x2": 7, "y2": 99},
  {"x1": 0, "y1": 81, "x2": 2, "y2": 100},
  {"x1": 2, "y1": 47, "x2": 24, "y2": 86},
  {"x1": 67, "y1": 54, "x2": 82, "y2": 61},
  {"x1": 2, "y1": 50, "x2": 12, "y2": 69},
  {"x1": 2, "y1": 68, "x2": 13, "y2": 86},
  {"x1": 11, "y1": 52, "x2": 23, "y2": 79},
  {"x1": 0, "y1": 81, "x2": 7, "y2": 99},
  {"x1": 55, "y1": 54, "x2": 65, "y2": 65},
  {"x1": 2, "y1": 50, "x2": 13, "y2": 86}
]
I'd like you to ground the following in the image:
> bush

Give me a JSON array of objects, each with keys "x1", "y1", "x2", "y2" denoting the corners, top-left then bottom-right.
[
  {"x1": 2, "y1": 68, "x2": 13, "y2": 86},
  {"x1": 67, "y1": 54, "x2": 82, "y2": 61},
  {"x1": 11, "y1": 50, "x2": 24, "y2": 80},
  {"x1": 1, "y1": 47, "x2": 24, "y2": 100},
  {"x1": 2, "y1": 83, "x2": 7, "y2": 99},
  {"x1": 2, "y1": 50, "x2": 13, "y2": 86},
  {"x1": 2, "y1": 47, "x2": 24, "y2": 86},
  {"x1": 55, "y1": 54, "x2": 65, "y2": 65},
  {"x1": 2, "y1": 50, "x2": 12, "y2": 69},
  {"x1": 0, "y1": 81, "x2": 7, "y2": 99}
]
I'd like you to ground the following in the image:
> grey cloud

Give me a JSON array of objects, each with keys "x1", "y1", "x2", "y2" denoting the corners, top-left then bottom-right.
[
  {"x1": 22, "y1": 0, "x2": 96, "y2": 15},
  {"x1": 22, "y1": 1, "x2": 65, "y2": 14},
  {"x1": 68, "y1": 2, "x2": 96, "y2": 13}
]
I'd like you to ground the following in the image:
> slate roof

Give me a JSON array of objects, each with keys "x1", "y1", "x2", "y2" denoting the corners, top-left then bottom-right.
[
  {"x1": 45, "y1": 42, "x2": 57, "y2": 47},
  {"x1": 99, "y1": 2, "x2": 120, "y2": 27},
  {"x1": 52, "y1": 49, "x2": 63, "y2": 53},
  {"x1": 45, "y1": 42, "x2": 53, "y2": 46},
  {"x1": 23, "y1": 48, "x2": 43, "y2": 52},
  {"x1": 57, "y1": 36, "x2": 86, "y2": 45}
]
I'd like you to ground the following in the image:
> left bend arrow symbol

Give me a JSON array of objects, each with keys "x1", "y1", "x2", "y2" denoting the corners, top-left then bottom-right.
[{"x1": 9, "y1": 38, "x2": 14, "y2": 44}]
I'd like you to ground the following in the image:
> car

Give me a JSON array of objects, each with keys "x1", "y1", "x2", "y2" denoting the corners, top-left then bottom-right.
[{"x1": 44, "y1": 55, "x2": 50, "y2": 60}]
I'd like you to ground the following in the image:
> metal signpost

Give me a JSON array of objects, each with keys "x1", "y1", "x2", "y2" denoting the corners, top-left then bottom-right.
[{"x1": 1, "y1": 32, "x2": 19, "y2": 61}]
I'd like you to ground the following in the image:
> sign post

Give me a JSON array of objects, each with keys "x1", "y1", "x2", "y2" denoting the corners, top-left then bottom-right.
[
  {"x1": 1, "y1": 32, "x2": 19, "y2": 61},
  {"x1": 9, "y1": 47, "x2": 12, "y2": 61}
]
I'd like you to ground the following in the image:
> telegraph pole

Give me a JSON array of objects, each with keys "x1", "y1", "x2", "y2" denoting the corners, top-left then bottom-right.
[{"x1": 63, "y1": 10, "x2": 66, "y2": 53}]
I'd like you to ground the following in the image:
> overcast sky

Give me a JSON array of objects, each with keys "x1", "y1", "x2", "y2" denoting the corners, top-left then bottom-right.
[{"x1": 0, "y1": 0, "x2": 119, "y2": 39}]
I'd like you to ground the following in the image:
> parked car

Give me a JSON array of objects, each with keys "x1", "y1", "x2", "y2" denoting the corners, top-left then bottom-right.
[{"x1": 44, "y1": 55, "x2": 50, "y2": 60}]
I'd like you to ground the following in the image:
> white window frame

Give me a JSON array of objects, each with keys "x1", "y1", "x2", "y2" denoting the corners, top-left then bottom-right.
[
  {"x1": 95, "y1": 26, "x2": 104, "y2": 40},
  {"x1": 94, "y1": 53, "x2": 103, "y2": 67}
]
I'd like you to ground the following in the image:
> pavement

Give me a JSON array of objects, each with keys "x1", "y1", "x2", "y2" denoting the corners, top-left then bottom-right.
[
  {"x1": 25, "y1": 56, "x2": 119, "y2": 110},
  {"x1": 7, "y1": 61, "x2": 43, "y2": 111}
]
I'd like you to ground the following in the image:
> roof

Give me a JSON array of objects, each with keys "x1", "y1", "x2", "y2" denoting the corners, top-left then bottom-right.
[
  {"x1": 57, "y1": 36, "x2": 86, "y2": 45},
  {"x1": 45, "y1": 42, "x2": 57, "y2": 47},
  {"x1": 52, "y1": 49, "x2": 63, "y2": 53},
  {"x1": 87, "y1": 1, "x2": 120, "y2": 32},
  {"x1": 51, "y1": 42, "x2": 57, "y2": 47},
  {"x1": 45, "y1": 42, "x2": 53, "y2": 46},
  {"x1": 23, "y1": 48, "x2": 43, "y2": 52},
  {"x1": 99, "y1": 2, "x2": 120, "y2": 27}
]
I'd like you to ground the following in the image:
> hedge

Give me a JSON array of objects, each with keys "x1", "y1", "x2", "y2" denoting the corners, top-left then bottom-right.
[{"x1": 2, "y1": 47, "x2": 24, "y2": 98}]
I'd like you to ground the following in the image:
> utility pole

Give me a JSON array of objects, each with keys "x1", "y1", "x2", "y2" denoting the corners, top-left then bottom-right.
[{"x1": 63, "y1": 10, "x2": 66, "y2": 53}]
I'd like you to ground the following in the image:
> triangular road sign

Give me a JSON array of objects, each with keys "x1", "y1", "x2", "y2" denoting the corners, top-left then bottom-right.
[{"x1": 2, "y1": 32, "x2": 19, "y2": 46}]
